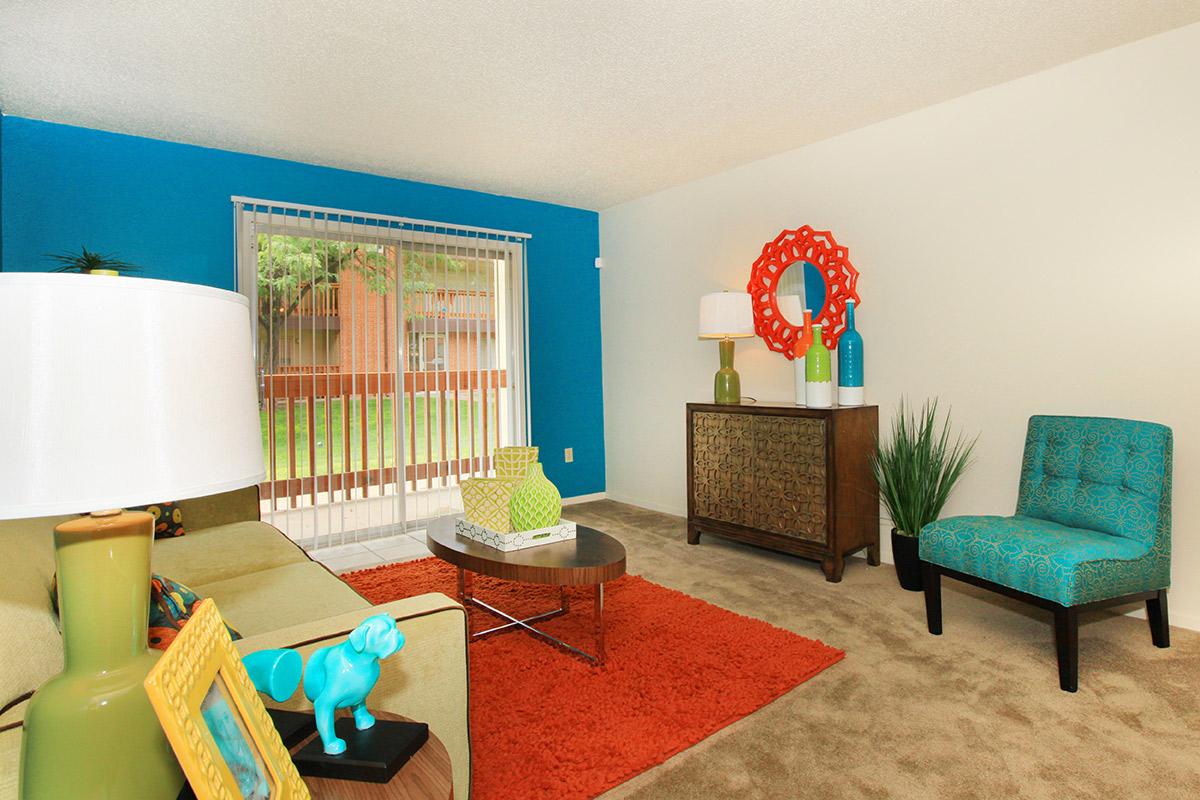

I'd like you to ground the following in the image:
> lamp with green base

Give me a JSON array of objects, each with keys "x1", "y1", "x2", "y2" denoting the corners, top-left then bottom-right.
[
  {"x1": 0, "y1": 273, "x2": 266, "y2": 800},
  {"x1": 698, "y1": 291, "x2": 754, "y2": 404}
]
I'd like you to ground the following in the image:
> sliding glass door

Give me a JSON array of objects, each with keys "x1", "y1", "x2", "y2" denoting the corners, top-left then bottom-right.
[{"x1": 234, "y1": 199, "x2": 528, "y2": 549}]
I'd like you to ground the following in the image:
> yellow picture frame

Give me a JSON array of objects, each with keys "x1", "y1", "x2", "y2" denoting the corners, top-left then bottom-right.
[{"x1": 144, "y1": 600, "x2": 310, "y2": 800}]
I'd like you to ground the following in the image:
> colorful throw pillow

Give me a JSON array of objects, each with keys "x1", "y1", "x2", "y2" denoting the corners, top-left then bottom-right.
[
  {"x1": 129, "y1": 501, "x2": 185, "y2": 539},
  {"x1": 49, "y1": 572, "x2": 240, "y2": 651},
  {"x1": 149, "y1": 575, "x2": 241, "y2": 650}
]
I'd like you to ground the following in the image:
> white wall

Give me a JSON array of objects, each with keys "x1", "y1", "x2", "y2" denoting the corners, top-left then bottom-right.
[{"x1": 599, "y1": 23, "x2": 1200, "y2": 628}]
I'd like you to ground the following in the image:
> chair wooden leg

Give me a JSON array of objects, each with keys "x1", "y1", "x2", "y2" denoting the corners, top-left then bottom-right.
[
  {"x1": 1053, "y1": 606, "x2": 1079, "y2": 692},
  {"x1": 1147, "y1": 590, "x2": 1170, "y2": 648},
  {"x1": 922, "y1": 562, "x2": 942, "y2": 635}
]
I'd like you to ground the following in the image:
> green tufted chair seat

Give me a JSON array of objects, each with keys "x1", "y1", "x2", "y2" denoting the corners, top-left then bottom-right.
[{"x1": 920, "y1": 515, "x2": 1150, "y2": 607}]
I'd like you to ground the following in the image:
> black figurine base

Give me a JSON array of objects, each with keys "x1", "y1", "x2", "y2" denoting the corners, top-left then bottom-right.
[
  {"x1": 293, "y1": 716, "x2": 430, "y2": 784},
  {"x1": 266, "y1": 708, "x2": 319, "y2": 749}
]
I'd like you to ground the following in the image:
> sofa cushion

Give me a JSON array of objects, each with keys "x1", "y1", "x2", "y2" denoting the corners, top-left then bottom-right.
[
  {"x1": 920, "y1": 514, "x2": 1153, "y2": 606},
  {"x1": 192, "y1": 562, "x2": 368, "y2": 637},
  {"x1": 0, "y1": 514, "x2": 73, "y2": 711},
  {"x1": 152, "y1": 520, "x2": 310, "y2": 586},
  {"x1": 176, "y1": 485, "x2": 260, "y2": 532},
  {"x1": 0, "y1": 724, "x2": 18, "y2": 800}
]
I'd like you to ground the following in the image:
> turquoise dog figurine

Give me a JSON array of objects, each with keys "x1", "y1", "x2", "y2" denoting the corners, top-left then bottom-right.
[{"x1": 302, "y1": 613, "x2": 405, "y2": 755}]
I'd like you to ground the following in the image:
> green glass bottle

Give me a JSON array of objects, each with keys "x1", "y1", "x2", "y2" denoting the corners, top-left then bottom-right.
[{"x1": 805, "y1": 324, "x2": 832, "y2": 408}]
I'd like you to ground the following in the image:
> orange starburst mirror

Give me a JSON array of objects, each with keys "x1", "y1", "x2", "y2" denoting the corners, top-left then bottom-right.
[{"x1": 746, "y1": 226, "x2": 860, "y2": 359}]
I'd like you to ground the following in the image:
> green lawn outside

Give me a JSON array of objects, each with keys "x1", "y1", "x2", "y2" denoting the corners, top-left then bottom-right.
[{"x1": 261, "y1": 395, "x2": 499, "y2": 479}]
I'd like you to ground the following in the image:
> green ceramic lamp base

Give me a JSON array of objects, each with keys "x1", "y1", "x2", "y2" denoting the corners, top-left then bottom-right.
[
  {"x1": 20, "y1": 511, "x2": 183, "y2": 800},
  {"x1": 713, "y1": 337, "x2": 741, "y2": 404}
]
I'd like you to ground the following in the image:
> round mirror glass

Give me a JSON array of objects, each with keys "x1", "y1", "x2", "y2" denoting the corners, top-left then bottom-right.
[{"x1": 775, "y1": 261, "x2": 826, "y2": 327}]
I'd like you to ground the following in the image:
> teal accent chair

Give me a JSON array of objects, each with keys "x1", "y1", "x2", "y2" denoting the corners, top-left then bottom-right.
[{"x1": 919, "y1": 415, "x2": 1173, "y2": 692}]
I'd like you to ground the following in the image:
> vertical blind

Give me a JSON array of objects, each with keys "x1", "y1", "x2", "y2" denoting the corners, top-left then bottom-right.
[{"x1": 232, "y1": 197, "x2": 531, "y2": 550}]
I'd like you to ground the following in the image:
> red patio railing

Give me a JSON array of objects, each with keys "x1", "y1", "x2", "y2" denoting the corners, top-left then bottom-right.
[
  {"x1": 261, "y1": 368, "x2": 508, "y2": 508},
  {"x1": 290, "y1": 284, "x2": 491, "y2": 321}
]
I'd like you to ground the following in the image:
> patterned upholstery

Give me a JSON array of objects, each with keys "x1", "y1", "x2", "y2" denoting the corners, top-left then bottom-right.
[
  {"x1": 920, "y1": 415, "x2": 1172, "y2": 607},
  {"x1": 1017, "y1": 416, "x2": 1170, "y2": 547},
  {"x1": 920, "y1": 515, "x2": 1149, "y2": 606}
]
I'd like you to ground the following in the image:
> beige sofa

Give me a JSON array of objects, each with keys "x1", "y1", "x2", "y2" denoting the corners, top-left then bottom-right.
[{"x1": 0, "y1": 487, "x2": 470, "y2": 798}]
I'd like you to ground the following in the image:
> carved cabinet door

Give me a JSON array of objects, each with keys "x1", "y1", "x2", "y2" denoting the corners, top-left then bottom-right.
[
  {"x1": 691, "y1": 412, "x2": 755, "y2": 527},
  {"x1": 751, "y1": 416, "x2": 828, "y2": 542}
]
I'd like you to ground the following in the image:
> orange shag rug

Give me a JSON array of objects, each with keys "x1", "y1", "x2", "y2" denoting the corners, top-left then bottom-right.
[{"x1": 343, "y1": 557, "x2": 843, "y2": 799}]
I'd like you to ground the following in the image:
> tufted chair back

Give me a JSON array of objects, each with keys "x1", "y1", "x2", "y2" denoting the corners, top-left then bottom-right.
[{"x1": 1016, "y1": 415, "x2": 1173, "y2": 549}]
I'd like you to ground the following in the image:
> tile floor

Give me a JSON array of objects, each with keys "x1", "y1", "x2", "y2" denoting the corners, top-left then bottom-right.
[{"x1": 310, "y1": 530, "x2": 431, "y2": 574}]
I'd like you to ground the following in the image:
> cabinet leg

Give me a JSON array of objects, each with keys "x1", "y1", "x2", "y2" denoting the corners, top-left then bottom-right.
[
  {"x1": 821, "y1": 556, "x2": 844, "y2": 583},
  {"x1": 867, "y1": 541, "x2": 881, "y2": 566},
  {"x1": 687, "y1": 525, "x2": 701, "y2": 545}
]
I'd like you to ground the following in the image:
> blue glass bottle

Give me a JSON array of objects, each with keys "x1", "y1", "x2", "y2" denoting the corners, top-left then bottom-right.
[{"x1": 837, "y1": 300, "x2": 864, "y2": 406}]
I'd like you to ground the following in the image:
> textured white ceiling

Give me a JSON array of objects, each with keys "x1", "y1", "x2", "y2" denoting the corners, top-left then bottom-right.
[{"x1": 2, "y1": 1, "x2": 1198, "y2": 209}]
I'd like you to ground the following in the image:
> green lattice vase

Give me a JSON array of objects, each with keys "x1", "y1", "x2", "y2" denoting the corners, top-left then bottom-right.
[{"x1": 509, "y1": 464, "x2": 562, "y2": 532}]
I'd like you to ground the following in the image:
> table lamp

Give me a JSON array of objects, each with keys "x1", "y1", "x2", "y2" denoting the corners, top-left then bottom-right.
[
  {"x1": 698, "y1": 291, "x2": 753, "y2": 404},
  {"x1": 0, "y1": 273, "x2": 265, "y2": 800}
]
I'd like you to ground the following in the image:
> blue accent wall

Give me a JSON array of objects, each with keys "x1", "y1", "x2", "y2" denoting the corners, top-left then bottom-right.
[{"x1": 0, "y1": 115, "x2": 604, "y2": 497}]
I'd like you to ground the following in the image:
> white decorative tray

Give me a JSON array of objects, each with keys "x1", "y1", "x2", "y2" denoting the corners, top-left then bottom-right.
[{"x1": 455, "y1": 517, "x2": 577, "y2": 552}]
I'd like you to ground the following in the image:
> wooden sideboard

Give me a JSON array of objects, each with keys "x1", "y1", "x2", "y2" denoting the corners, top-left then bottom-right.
[{"x1": 686, "y1": 402, "x2": 880, "y2": 582}]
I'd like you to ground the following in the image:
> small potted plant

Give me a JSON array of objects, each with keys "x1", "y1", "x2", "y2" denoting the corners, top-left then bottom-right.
[
  {"x1": 47, "y1": 246, "x2": 141, "y2": 275},
  {"x1": 872, "y1": 398, "x2": 976, "y2": 591}
]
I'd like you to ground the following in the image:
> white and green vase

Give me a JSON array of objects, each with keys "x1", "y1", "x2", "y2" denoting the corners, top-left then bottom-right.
[
  {"x1": 805, "y1": 324, "x2": 833, "y2": 408},
  {"x1": 509, "y1": 464, "x2": 562, "y2": 531}
]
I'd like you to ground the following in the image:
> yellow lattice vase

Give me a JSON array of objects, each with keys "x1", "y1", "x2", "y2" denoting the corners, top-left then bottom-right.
[
  {"x1": 460, "y1": 477, "x2": 521, "y2": 532},
  {"x1": 509, "y1": 464, "x2": 562, "y2": 532},
  {"x1": 494, "y1": 446, "x2": 540, "y2": 479}
]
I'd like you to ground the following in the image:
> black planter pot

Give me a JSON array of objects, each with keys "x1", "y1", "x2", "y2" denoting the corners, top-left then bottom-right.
[{"x1": 891, "y1": 528, "x2": 924, "y2": 592}]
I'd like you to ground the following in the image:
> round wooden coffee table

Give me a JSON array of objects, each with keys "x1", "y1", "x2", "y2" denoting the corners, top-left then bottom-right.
[
  {"x1": 426, "y1": 515, "x2": 626, "y2": 665},
  {"x1": 299, "y1": 712, "x2": 452, "y2": 799}
]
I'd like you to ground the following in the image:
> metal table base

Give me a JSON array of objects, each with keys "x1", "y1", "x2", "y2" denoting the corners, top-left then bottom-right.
[{"x1": 457, "y1": 568, "x2": 607, "y2": 666}]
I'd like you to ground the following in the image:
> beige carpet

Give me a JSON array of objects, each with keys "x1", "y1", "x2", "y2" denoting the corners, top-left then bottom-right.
[{"x1": 556, "y1": 500, "x2": 1200, "y2": 800}]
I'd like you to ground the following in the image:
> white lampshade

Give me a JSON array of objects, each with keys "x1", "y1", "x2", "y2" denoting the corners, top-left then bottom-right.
[
  {"x1": 0, "y1": 273, "x2": 265, "y2": 519},
  {"x1": 698, "y1": 291, "x2": 753, "y2": 338}
]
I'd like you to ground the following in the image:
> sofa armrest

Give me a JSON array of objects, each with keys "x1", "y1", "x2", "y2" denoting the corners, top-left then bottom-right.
[
  {"x1": 0, "y1": 718, "x2": 19, "y2": 800},
  {"x1": 233, "y1": 592, "x2": 470, "y2": 799},
  {"x1": 178, "y1": 485, "x2": 261, "y2": 531}
]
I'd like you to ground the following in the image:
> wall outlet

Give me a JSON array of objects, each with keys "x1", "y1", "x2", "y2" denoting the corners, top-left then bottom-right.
[{"x1": 564, "y1": 447, "x2": 574, "y2": 463}]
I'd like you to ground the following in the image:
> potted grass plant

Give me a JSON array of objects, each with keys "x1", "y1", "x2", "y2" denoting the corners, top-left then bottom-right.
[
  {"x1": 46, "y1": 246, "x2": 141, "y2": 275},
  {"x1": 872, "y1": 398, "x2": 976, "y2": 591}
]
